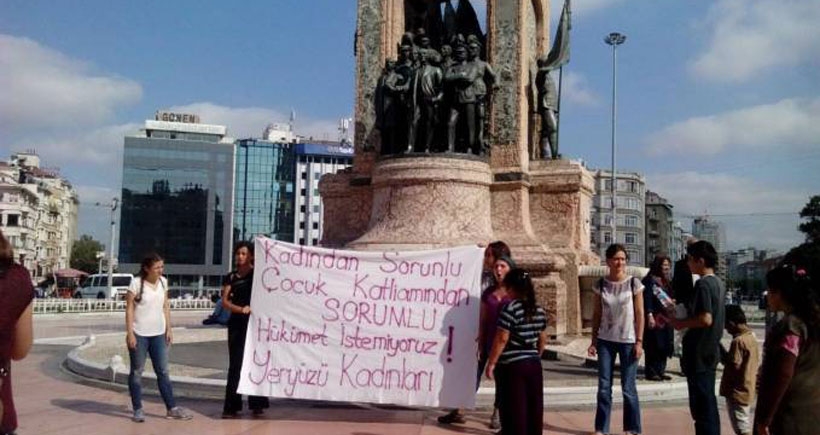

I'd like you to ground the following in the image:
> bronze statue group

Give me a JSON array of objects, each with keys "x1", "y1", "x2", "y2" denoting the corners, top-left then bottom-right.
[
  {"x1": 376, "y1": 29, "x2": 497, "y2": 156},
  {"x1": 376, "y1": 29, "x2": 560, "y2": 161}
]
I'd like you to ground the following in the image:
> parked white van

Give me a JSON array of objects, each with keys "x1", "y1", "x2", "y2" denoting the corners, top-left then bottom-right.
[{"x1": 75, "y1": 273, "x2": 134, "y2": 299}]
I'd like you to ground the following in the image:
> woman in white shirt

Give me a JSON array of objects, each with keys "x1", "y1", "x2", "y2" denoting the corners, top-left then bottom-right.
[
  {"x1": 588, "y1": 244, "x2": 645, "y2": 435},
  {"x1": 125, "y1": 253, "x2": 192, "y2": 423}
]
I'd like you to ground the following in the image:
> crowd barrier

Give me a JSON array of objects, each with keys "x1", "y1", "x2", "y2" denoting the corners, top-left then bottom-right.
[{"x1": 33, "y1": 298, "x2": 214, "y2": 314}]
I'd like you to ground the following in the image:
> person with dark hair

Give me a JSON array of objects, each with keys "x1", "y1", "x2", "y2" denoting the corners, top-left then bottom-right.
[
  {"x1": 439, "y1": 243, "x2": 511, "y2": 428},
  {"x1": 588, "y1": 244, "x2": 644, "y2": 435},
  {"x1": 754, "y1": 265, "x2": 820, "y2": 435},
  {"x1": 0, "y1": 230, "x2": 34, "y2": 434},
  {"x1": 482, "y1": 241, "x2": 511, "y2": 292},
  {"x1": 672, "y1": 238, "x2": 698, "y2": 307},
  {"x1": 221, "y1": 241, "x2": 269, "y2": 418},
  {"x1": 671, "y1": 240, "x2": 725, "y2": 435},
  {"x1": 642, "y1": 254, "x2": 675, "y2": 381},
  {"x1": 485, "y1": 268, "x2": 548, "y2": 435},
  {"x1": 125, "y1": 253, "x2": 192, "y2": 422},
  {"x1": 719, "y1": 305, "x2": 759, "y2": 435}
]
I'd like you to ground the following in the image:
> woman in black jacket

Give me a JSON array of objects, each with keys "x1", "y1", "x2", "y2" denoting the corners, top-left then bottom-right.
[{"x1": 642, "y1": 255, "x2": 675, "y2": 381}]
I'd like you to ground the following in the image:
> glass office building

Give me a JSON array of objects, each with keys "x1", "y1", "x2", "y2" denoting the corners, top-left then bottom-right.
[
  {"x1": 119, "y1": 115, "x2": 234, "y2": 293},
  {"x1": 233, "y1": 139, "x2": 295, "y2": 243},
  {"x1": 233, "y1": 141, "x2": 352, "y2": 246}
]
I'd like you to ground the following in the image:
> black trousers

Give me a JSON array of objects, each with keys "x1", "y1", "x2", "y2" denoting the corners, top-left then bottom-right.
[
  {"x1": 496, "y1": 358, "x2": 543, "y2": 435},
  {"x1": 687, "y1": 370, "x2": 720, "y2": 435},
  {"x1": 224, "y1": 317, "x2": 269, "y2": 413}
]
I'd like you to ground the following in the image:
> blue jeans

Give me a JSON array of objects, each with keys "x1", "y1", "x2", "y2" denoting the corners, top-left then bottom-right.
[
  {"x1": 595, "y1": 339, "x2": 641, "y2": 434},
  {"x1": 128, "y1": 333, "x2": 176, "y2": 411},
  {"x1": 686, "y1": 371, "x2": 719, "y2": 435}
]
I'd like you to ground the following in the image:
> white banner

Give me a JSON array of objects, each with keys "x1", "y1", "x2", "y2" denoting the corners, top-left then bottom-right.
[{"x1": 238, "y1": 238, "x2": 484, "y2": 408}]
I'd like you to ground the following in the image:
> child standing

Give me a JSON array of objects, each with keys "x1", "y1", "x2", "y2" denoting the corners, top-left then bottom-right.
[{"x1": 720, "y1": 305, "x2": 760, "y2": 435}]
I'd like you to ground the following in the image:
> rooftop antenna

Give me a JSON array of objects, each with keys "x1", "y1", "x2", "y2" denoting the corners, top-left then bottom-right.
[{"x1": 289, "y1": 108, "x2": 296, "y2": 133}]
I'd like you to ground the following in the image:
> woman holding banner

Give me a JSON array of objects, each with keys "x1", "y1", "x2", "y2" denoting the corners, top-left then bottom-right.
[
  {"x1": 439, "y1": 243, "x2": 512, "y2": 427},
  {"x1": 486, "y1": 268, "x2": 549, "y2": 435},
  {"x1": 221, "y1": 241, "x2": 269, "y2": 418}
]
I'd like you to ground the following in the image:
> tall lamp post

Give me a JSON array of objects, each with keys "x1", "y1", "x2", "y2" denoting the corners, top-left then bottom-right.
[
  {"x1": 604, "y1": 32, "x2": 626, "y2": 246},
  {"x1": 94, "y1": 198, "x2": 119, "y2": 290}
]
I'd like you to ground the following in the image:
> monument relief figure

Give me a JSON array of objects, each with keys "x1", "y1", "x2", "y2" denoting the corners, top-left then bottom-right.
[
  {"x1": 467, "y1": 35, "x2": 497, "y2": 156},
  {"x1": 375, "y1": 59, "x2": 405, "y2": 155},
  {"x1": 415, "y1": 50, "x2": 444, "y2": 153},
  {"x1": 536, "y1": 55, "x2": 559, "y2": 160},
  {"x1": 396, "y1": 43, "x2": 418, "y2": 153},
  {"x1": 445, "y1": 40, "x2": 480, "y2": 154}
]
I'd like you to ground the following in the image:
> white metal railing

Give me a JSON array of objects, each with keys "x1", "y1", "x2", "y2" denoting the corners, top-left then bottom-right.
[{"x1": 33, "y1": 298, "x2": 214, "y2": 314}]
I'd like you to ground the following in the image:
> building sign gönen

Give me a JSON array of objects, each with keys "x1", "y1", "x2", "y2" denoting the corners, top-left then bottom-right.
[{"x1": 238, "y1": 238, "x2": 484, "y2": 408}]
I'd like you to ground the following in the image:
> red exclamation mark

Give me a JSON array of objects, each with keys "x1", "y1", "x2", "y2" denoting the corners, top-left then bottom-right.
[{"x1": 447, "y1": 326, "x2": 454, "y2": 362}]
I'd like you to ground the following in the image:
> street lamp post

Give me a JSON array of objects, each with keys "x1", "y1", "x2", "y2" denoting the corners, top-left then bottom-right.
[
  {"x1": 95, "y1": 198, "x2": 119, "y2": 290},
  {"x1": 604, "y1": 32, "x2": 626, "y2": 247}
]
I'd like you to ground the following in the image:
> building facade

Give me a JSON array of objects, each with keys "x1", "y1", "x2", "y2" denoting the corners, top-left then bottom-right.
[
  {"x1": 590, "y1": 170, "x2": 646, "y2": 266},
  {"x1": 645, "y1": 190, "x2": 674, "y2": 263},
  {"x1": 692, "y1": 216, "x2": 728, "y2": 278},
  {"x1": 293, "y1": 143, "x2": 353, "y2": 246},
  {"x1": 233, "y1": 139, "x2": 296, "y2": 243},
  {"x1": 119, "y1": 114, "x2": 235, "y2": 292},
  {"x1": 0, "y1": 152, "x2": 79, "y2": 278}
]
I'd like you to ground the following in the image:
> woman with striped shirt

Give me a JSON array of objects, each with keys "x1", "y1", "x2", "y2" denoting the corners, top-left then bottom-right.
[{"x1": 486, "y1": 268, "x2": 549, "y2": 435}]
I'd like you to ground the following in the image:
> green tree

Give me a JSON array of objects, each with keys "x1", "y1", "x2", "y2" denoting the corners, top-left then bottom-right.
[
  {"x1": 798, "y1": 195, "x2": 820, "y2": 244},
  {"x1": 784, "y1": 195, "x2": 820, "y2": 277},
  {"x1": 70, "y1": 234, "x2": 105, "y2": 274}
]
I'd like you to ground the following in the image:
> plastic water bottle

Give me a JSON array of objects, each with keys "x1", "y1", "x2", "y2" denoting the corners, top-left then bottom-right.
[{"x1": 653, "y1": 287, "x2": 675, "y2": 310}]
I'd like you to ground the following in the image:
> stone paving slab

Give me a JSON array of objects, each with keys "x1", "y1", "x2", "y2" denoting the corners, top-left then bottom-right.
[{"x1": 15, "y1": 345, "x2": 733, "y2": 435}]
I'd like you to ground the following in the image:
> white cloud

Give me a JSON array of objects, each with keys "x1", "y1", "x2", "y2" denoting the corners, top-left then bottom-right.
[
  {"x1": 645, "y1": 97, "x2": 820, "y2": 155},
  {"x1": 690, "y1": 0, "x2": 820, "y2": 82},
  {"x1": 647, "y1": 171, "x2": 807, "y2": 251},
  {"x1": 168, "y1": 102, "x2": 342, "y2": 141},
  {"x1": 16, "y1": 123, "x2": 138, "y2": 168},
  {"x1": 0, "y1": 34, "x2": 142, "y2": 132},
  {"x1": 558, "y1": 71, "x2": 600, "y2": 107}
]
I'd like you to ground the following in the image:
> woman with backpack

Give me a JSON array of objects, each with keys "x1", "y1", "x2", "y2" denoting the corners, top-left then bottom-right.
[
  {"x1": 125, "y1": 253, "x2": 192, "y2": 423},
  {"x1": 588, "y1": 244, "x2": 645, "y2": 435}
]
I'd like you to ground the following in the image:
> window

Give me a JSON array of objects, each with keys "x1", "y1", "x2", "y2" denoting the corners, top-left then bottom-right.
[
  {"x1": 300, "y1": 205, "x2": 306, "y2": 213},
  {"x1": 626, "y1": 181, "x2": 638, "y2": 193},
  {"x1": 604, "y1": 232, "x2": 612, "y2": 244},
  {"x1": 299, "y1": 238, "x2": 305, "y2": 245},
  {"x1": 313, "y1": 205, "x2": 320, "y2": 213},
  {"x1": 625, "y1": 232, "x2": 637, "y2": 244},
  {"x1": 625, "y1": 215, "x2": 638, "y2": 227},
  {"x1": 6, "y1": 214, "x2": 19, "y2": 227},
  {"x1": 299, "y1": 222, "x2": 305, "y2": 229},
  {"x1": 604, "y1": 180, "x2": 612, "y2": 191},
  {"x1": 300, "y1": 188, "x2": 306, "y2": 196},
  {"x1": 312, "y1": 222, "x2": 319, "y2": 230}
]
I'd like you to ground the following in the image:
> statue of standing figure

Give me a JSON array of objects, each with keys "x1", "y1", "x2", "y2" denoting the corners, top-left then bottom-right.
[
  {"x1": 467, "y1": 35, "x2": 497, "y2": 156},
  {"x1": 445, "y1": 40, "x2": 480, "y2": 153},
  {"x1": 415, "y1": 50, "x2": 444, "y2": 153},
  {"x1": 536, "y1": 55, "x2": 559, "y2": 159}
]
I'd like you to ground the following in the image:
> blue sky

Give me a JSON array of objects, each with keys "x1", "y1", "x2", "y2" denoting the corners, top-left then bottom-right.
[{"x1": 1, "y1": 0, "x2": 818, "y2": 254}]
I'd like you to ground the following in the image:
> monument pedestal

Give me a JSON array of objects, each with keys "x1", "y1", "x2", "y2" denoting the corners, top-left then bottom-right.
[
  {"x1": 529, "y1": 159, "x2": 599, "y2": 335},
  {"x1": 324, "y1": 0, "x2": 595, "y2": 337}
]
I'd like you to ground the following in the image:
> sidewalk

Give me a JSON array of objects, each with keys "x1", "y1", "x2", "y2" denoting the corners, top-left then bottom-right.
[{"x1": 15, "y1": 344, "x2": 731, "y2": 435}]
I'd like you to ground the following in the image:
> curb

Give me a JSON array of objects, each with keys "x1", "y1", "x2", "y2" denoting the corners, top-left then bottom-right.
[{"x1": 62, "y1": 335, "x2": 692, "y2": 408}]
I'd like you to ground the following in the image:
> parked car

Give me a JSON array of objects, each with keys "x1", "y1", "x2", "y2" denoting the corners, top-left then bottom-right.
[{"x1": 74, "y1": 273, "x2": 134, "y2": 299}]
